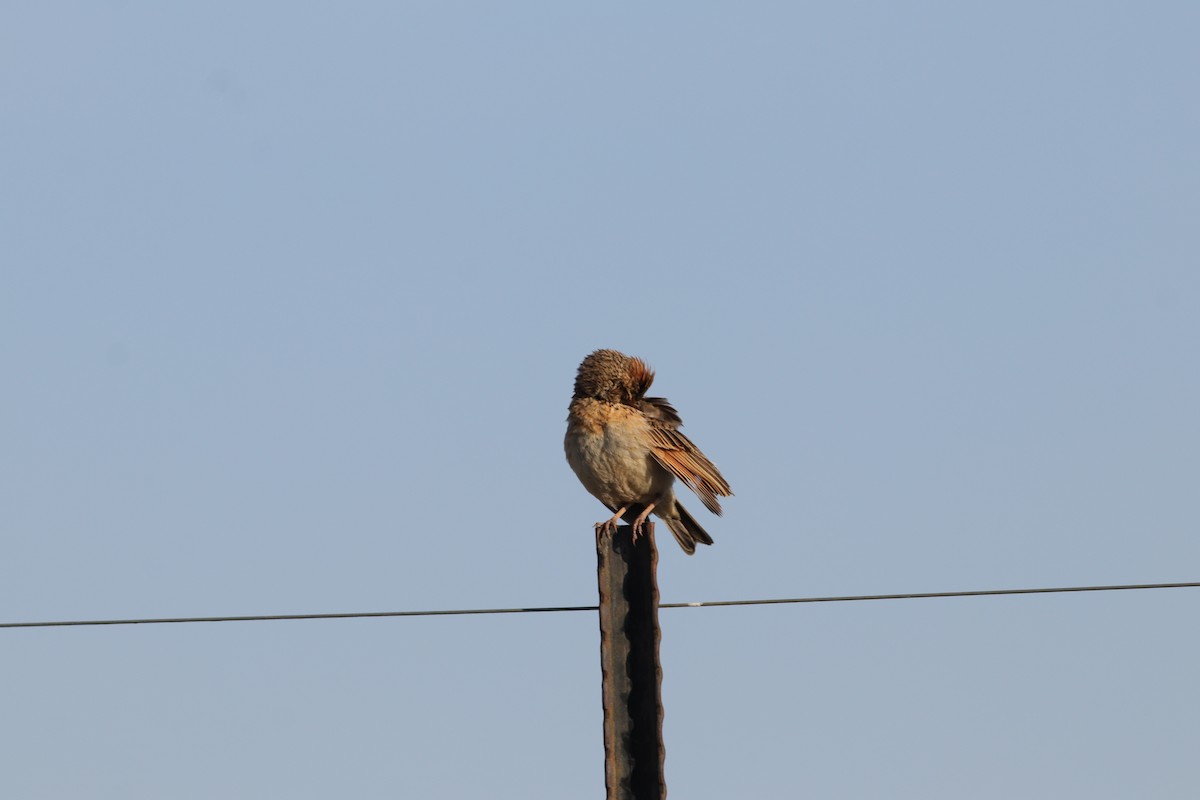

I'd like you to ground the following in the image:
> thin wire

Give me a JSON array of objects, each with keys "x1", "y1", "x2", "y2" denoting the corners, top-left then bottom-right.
[{"x1": 2, "y1": 581, "x2": 1196, "y2": 630}]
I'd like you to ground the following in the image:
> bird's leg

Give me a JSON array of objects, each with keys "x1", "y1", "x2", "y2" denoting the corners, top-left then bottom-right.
[
  {"x1": 595, "y1": 506, "x2": 629, "y2": 537},
  {"x1": 631, "y1": 500, "x2": 658, "y2": 540}
]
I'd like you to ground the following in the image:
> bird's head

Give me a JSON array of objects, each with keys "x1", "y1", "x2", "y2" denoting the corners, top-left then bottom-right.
[{"x1": 572, "y1": 349, "x2": 655, "y2": 404}]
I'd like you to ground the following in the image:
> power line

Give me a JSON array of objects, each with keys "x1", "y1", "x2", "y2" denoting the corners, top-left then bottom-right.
[{"x1": 3, "y1": 581, "x2": 1197, "y2": 630}]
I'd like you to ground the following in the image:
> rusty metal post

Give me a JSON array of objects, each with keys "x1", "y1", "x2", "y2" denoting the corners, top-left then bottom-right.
[{"x1": 597, "y1": 523, "x2": 665, "y2": 800}]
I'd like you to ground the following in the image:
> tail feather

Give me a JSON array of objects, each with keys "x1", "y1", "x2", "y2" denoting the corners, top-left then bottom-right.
[{"x1": 662, "y1": 502, "x2": 714, "y2": 555}]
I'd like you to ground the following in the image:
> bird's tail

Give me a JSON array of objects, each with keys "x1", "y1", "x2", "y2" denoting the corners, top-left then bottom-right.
[{"x1": 663, "y1": 502, "x2": 714, "y2": 555}]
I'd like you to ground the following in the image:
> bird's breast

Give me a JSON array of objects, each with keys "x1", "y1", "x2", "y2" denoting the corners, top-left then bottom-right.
[{"x1": 565, "y1": 400, "x2": 671, "y2": 507}]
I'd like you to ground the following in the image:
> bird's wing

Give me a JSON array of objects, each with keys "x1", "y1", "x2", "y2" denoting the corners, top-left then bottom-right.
[
  {"x1": 639, "y1": 396, "x2": 681, "y2": 425},
  {"x1": 643, "y1": 411, "x2": 732, "y2": 516}
]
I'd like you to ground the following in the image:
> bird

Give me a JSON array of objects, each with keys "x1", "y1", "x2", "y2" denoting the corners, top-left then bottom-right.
[{"x1": 564, "y1": 349, "x2": 733, "y2": 554}]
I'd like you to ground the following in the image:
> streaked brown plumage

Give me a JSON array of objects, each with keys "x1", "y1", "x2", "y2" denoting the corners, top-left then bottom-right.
[{"x1": 564, "y1": 349, "x2": 733, "y2": 554}]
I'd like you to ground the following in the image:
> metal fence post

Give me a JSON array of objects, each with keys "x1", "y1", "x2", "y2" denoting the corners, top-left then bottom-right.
[{"x1": 596, "y1": 523, "x2": 666, "y2": 800}]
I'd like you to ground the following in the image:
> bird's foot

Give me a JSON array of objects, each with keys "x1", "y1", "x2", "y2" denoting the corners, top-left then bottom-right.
[
  {"x1": 630, "y1": 502, "x2": 656, "y2": 541},
  {"x1": 594, "y1": 506, "x2": 628, "y2": 540}
]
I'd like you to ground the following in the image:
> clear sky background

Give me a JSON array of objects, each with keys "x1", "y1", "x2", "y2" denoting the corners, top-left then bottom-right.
[{"x1": 3, "y1": 3, "x2": 1198, "y2": 798}]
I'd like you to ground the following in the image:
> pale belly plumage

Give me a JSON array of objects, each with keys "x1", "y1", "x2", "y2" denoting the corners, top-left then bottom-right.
[{"x1": 564, "y1": 401, "x2": 675, "y2": 511}]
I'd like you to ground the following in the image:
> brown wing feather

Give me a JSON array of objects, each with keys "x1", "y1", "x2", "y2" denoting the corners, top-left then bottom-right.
[
  {"x1": 639, "y1": 396, "x2": 681, "y2": 424},
  {"x1": 644, "y1": 417, "x2": 732, "y2": 515}
]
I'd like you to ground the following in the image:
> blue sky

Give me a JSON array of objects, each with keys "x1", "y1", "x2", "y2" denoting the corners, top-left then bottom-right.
[{"x1": 3, "y1": 3, "x2": 1198, "y2": 797}]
